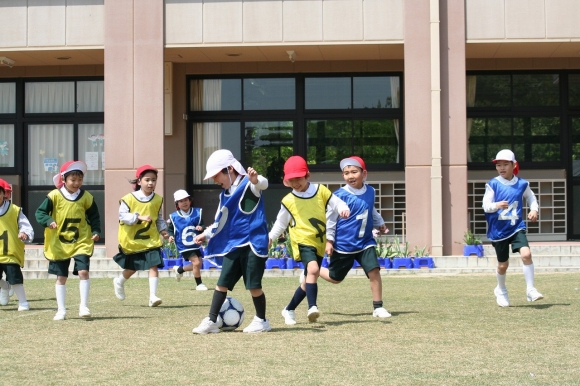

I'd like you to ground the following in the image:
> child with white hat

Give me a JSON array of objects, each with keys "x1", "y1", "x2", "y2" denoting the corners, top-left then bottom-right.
[
  {"x1": 35, "y1": 161, "x2": 101, "y2": 320},
  {"x1": 168, "y1": 189, "x2": 207, "y2": 290},
  {"x1": 483, "y1": 149, "x2": 543, "y2": 307}
]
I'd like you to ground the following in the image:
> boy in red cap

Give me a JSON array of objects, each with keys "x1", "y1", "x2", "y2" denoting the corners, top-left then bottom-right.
[
  {"x1": 269, "y1": 155, "x2": 350, "y2": 325},
  {"x1": 113, "y1": 165, "x2": 169, "y2": 308},
  {"x1": 318, "y1": 156, "x2": 391, "y2": 318},
  {"x1": 192, "y1": 149, "x2": 271, "y2": 334},
  {"x1": 35, "y1": 161, "x2": 101, "y2": 320},
  {"x1": 0, "y1": 178, "x2": 34, "y2": 311},
  {"x1": 168, "y1": 189, "x2": 207, "y2": 290},
  {"x1": 483, "y1": 149, "x2": 542, "y2": 307}
]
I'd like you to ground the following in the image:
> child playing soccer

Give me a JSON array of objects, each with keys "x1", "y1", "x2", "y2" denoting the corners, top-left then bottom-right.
[
  {"x1": 192, "y1": 149, "x2": 271, "y2": 334},
  {"x1": 483, "y1": 149, "x2": 543, "y2": 307},
  {"x1": 113, "y1": 164, "x2": 169, "y2": 307},
  {"x1": 269, "y1": 155, "x2": 350, "y2": 325},
  {"x1": 319, "y1": 156, "x2": 391, "y2": 318},
  {"x1": 35, "y1": 161, "x2": 101, "y2": 320},
  {"x1": 0, "y1": 178, "x2": 34, "y2": 311},
  {"x1": 168, "y1": 189, "x2": 207, "y2": 291}
]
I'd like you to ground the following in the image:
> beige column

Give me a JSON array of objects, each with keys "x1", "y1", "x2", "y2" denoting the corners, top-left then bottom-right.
[
  {"x1": 404, "y1": 0, "x2": 435, "y2": 252},
  {"x1": 104, "y1": 0, "x2": 165, "y2": 257},
  {"x1": 440, "y1": 0, "x2": 468, "y2": 255}
]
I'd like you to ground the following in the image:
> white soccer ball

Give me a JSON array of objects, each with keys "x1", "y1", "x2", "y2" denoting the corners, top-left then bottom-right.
[{"x1": 216, "y1": 296, "x2": 245, "y2": 331}]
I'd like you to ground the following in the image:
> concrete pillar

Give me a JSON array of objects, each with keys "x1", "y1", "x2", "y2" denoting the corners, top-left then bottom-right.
[{"x1": 104, "y1": 0, "x2": 165, "y2": 257}]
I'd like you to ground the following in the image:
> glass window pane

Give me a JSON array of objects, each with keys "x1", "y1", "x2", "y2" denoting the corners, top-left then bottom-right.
[
  {"x1": 468, "y1": 118, "x2": 511, "y2": 162},
  {"x1": 572, "y1": 118, "x2": 580, "y2": 176},
  {"x1": 0, "y1": 124, "x2": 15, "y2": 167},
  {"x1": 353, "y1": 76, "x2": 399, "y2": 109},
  {"x1": 0, "y1": 83, "x2": 16, "y2": 113},
  {"x1": 513, "y1": 74, "x2": 559, "y2": 107},
  {"x1": 78, "y1": 124, "x2": 105, "y2": 184},
  {"x1": 305, "y1": 78, "x2": 351, "y2": 109},
  {"x1": 192, "y1": 121, "x2": 241, "y2": 184},
  {"x1": 470, "y1": 75, "x2": 511, "y2": 107},
  {"x1": 28, "y1": 124, "x2": 74, "y2": 185},
  {"x1": 244, "y1": 121, "x2": 294, "y2": 183},
  {"x1": 570, "y1": 74, "x2": 580, "y2": 106},
  {"x1": 25, "y1": 82, "x2": 75, "y2": 113},
  {"x1": 190, "y1": 79, "x2": 241, "y2": 111},
  {"x1": 513, "y1": 117, "x2": 560, "y2": 162},
  {"x1": 77, "y1": 81, "x2": 104, "y2": 112},
  {"x1": 354, "y1": 119, "x2": 400, "y2": 163},
  {"x1": 243, "y1": 78, "x2": 295, "y2": 110}
]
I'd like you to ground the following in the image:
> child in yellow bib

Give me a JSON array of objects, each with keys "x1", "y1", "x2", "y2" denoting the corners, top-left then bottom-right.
[
  {"x1": 269, "y1": 156, "x2": 350, "y2": 325},
  {"x1": 112, "y1": 165, "x2": 169, "y2": 308},
  {"x1": 0, "y1": 179, "x2": 34, "y2": 311},
  {"x1": 35, "y1": 161, "x2": 101, "y2": 321}
]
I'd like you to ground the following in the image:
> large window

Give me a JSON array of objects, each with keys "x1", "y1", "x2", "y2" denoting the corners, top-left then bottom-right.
[
  {"x1": 188, "y1": 74, "x2": 403, "y2": 184},
  {"x1": 467, "y1": 72, "x2": 562, "y2": 166}
]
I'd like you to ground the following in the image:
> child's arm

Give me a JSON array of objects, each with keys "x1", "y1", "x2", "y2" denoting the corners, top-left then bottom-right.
[
  {"x1": 18, "y1": 211, "x2": 34, "y2": 242},
  {"x1": 155, "y1": 208, "x2": 169, "y2": 239},
  {"x1": 371, "y1": 208, "x2": 388, "y2": 233},
  {"x1": 167, "y1": 220, "x2": 176, "y2": 243},
  {"x1": 35, "y1": 197, "x2": 57, "y2": 229},
  {"x1": 268, "y1": 207, "x2": 291, "y2": 249},
  {"x1": 247, "y1": 167, "x2": 268, "y2": 197},
  {"x1": 524, "y1": 185, "x2": 539, "y2": 222},
  {"x1": 327, "y1": 194, "x2": 350, "y2": 219},
  {"x1": 86, "y1": 200, "x2": 101, "y2": 242},
  {"x1": 325, "y1": 209, "x2": 339, "y2": 257},
  {"x1": 482, "y1": 183, "x2": 509, "y2": 213}
]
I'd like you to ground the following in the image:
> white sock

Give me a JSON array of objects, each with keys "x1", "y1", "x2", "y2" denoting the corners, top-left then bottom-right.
[
  {"x1": 496, "y1": 272, "x2": 507, "y2": 289},
  {"x1": 12, "y1": 284, "x2": 27, "y2": 305},
  {"x1": 149, "y1": 277, "x2": 158, "y2": 298},
  {"x1": 79, "y1": 279, "x2": 90, "y2": 307},
  {"x1": 0, "y1": 279, "x2": 8, "y2": 290},
  {"x1": 119, "y1": 275, "x2": 127, "y2": 284},
  {"x1": 523, "y1": 263, "x2": 535, "y2": 290},
  {"x1": 55, "y1": 284, "x2": 66, "y2": 312}
]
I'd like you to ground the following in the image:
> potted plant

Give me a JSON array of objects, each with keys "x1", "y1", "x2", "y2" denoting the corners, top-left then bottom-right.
[
  {"x1": 461, "y1": 229, "x2": 484, "y2": 257},
  {"x1": 266, "y1": 234, "x2": 287, "y2": 269},
  {"x1": 391, "y1": 237, "x2": 414, "y2": 269},
  {"x1": 161, "y1": 239, "x2": 181, "y2": 270},
  {"x1": 373, "y1": 229, "x2": 393, "y2": 269},
  {"x1": 412, "y1": 246, "x2": 434, "y2": 269}
]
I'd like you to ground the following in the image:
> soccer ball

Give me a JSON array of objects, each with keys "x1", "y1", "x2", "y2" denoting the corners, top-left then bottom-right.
[{"x1": 216, "y1": 296, "x2": 245, "y2": 331}]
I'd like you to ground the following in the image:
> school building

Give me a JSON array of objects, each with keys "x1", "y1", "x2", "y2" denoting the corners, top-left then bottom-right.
[{"x1": 1, "y1": 0, "x2": 580, "y2": 258}]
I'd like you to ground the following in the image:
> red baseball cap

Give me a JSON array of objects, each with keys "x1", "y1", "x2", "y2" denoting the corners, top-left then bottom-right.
[
  {"x1": 283, "y1": 156, "x2": 309, "y2": 181},
  {"x1": 53, "y1": 160, "x2": 87, "y2": 188},
  {"x1": 136, "y1": 164, "x2": 158, "y2": 178},
  {"x1": 340, "y1": 156, "x2": 366, "y2": 171},
  {"x1": 0, "y1": 178, "x2": 11, "y2": 192}
]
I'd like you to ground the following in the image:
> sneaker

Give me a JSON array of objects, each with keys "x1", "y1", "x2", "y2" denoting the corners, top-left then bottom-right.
[
  {"x1": 0, "y1": 287, "x2": 9, "y2": 306},
  {"x1": 243, "y1": 316, "x2": 272, "y2": 333},
  {"x1": 149, "y1": 295, "x2": 162, "y2": 307},
  {"x1": 299, "y1": 270, "x2": 305, "y2": 284},
  {"x1": 113, "y1": 277, "x2": 125, "y2": 301},
  {"x1": 18, "y1": 302, "x2": 30, "y2": 311},
  {"x1": 527, "y1": 288, "x2": 544, "y2": 302},
  {"x1": 372, "y1": 307, "x2": 392, "y2": 318},
  {"x1": 195, "y1": 283, "x2": 208, "y2": 291},
  {"x1": 192, "y1": 317, "x2": 221, "y2": 334},
  {"x1": 307, "y1": 306, "x2": 321, "y2": 323},
  {"x1": 53, "y1": 310, "x2": 67, "y2": 321},
  {"x1": 79, "y1": 306, "x2": 91, "y2": 318},
  {"x1": 281, "y1": 307, "x2": 297, "y2": 325},
  {"x1": 494, "y1": 286, "x2": 510, "y2": 307},
  {"x1": 173, "y1": 265, "x2": 183, "y2": 282}
]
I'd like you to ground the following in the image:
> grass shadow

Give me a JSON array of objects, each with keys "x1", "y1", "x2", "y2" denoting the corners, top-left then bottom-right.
[{"x1": 511, "y1": 303, "x2": 570, "y2": 309}]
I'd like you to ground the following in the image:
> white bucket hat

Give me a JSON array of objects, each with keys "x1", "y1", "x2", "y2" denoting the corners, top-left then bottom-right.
[
  {"x1": 203, "y1": 149, "x2": 246, "y2": 180},
  {"x1": 173, "y1": 189, "x2": 190, "y2": 202}
]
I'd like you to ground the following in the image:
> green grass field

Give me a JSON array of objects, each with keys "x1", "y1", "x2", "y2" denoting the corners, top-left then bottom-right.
[{"x1": 1, "y1": 272, "x2": 579, "y2": 385}]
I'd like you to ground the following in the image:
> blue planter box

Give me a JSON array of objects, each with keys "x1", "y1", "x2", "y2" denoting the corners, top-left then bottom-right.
[
  {"x1": 265, "y1": 258, "x2": 286, "y2": 269},
  {"x1": 286, "y1": 258, "x2": 304, "y2": 270},
  {"x1": 392, "y1": 257, "x2": 414, "y2": 269},
  {"x1": 413, "y1": 257, "x2": 434, "y2": 269},
  {"x1": 202, "y1": 257, "x2": 223, "y2": 270},
  {"x1": 352, "y1": 259, "x2": 361, "y2": 268},
  {"x1": 463, "y1": 245, "x2": 484, "y2": 257},
  {"x1": 321, "y1": 256, "x2": 330, "y2": 268},
  {"x1": 377, "y1": 257, "x2": 392, "y2": 269},
  {"x1": 162, "y1": 258, "x2": 181, "y2": 270}
]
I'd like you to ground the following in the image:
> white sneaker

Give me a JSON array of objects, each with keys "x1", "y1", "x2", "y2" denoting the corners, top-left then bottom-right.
[
  {"x1": 527, "y1": 288, "x2": 544, "y2": 302},
  {"x1": 494, "y1": 286, "x2": 510, "y2": 307},
  {"x1": 196, "y1": 283, "x2": 208, "y2": 291},
  {"x1": 18, "y1": 302, "x2": 30, "y2": 311},
  {"x1": 53, "y1": 310, "x2": 67, "y2": 321},
  {"x1": 173, "y1": 265, "x2": 183, "y2": 282},
  {"x1": 243, "y1": 316, "x2": 271, "y2": 333},
  {"x1": 0, "y1": 287, "x2": 9, "y2": 306},
  {"x1": 113, "y1": 277, "x2": 125, "y2": 300},
  {"x1": 79, "y1": 306, "x2": 91, "y2": 318},
  {"x1": 299, "y1": 270, "x2": 305, "y2": 284},
  {"x1": 192, "y1": 317, "x2": 221, "y2": 334},
  {"x1": 307, "y1": 306, "x2": 321, "y2": 323},
  {"x1": 372, "y1": 307, "x2": 392, "y2": 318},
  {"x1": 149, "y1": 295, "x2": 162, "y2": 307},
  {"x1": 281, "y1": 307, "x2": 297, "y2": 325}
]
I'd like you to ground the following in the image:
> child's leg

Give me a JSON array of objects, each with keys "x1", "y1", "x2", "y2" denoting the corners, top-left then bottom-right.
[
  {"x1": 368, "y1": 268, "x2": 383, "y2": 303},
  {"x1": 148, "y1": 267, "x2": 162, "y2": 306},
  {"x1": 319, "y1": 267, "x2": 341, "y2": 284},
  {"x1": 55, "y1": 276, "x2": 67, "y2": 319},
  {"x1": 0, "y1": 278, "x2": 9, "y2": 305},
  {"x1": 249, "y1": 288, "x2": 266, "y2": 320},
  {"x1": 12, "y1": 284, "x2": 28, "y2": 310},
  {"x1": 78, "y1": 270, "x2": 91, "y2": 316},
  {"x1": 208, "y1": 287, "x2": 228, "y2": 322},
  {"x1": 520, "y1": 246, "x2": 534, "y2": 288}
]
